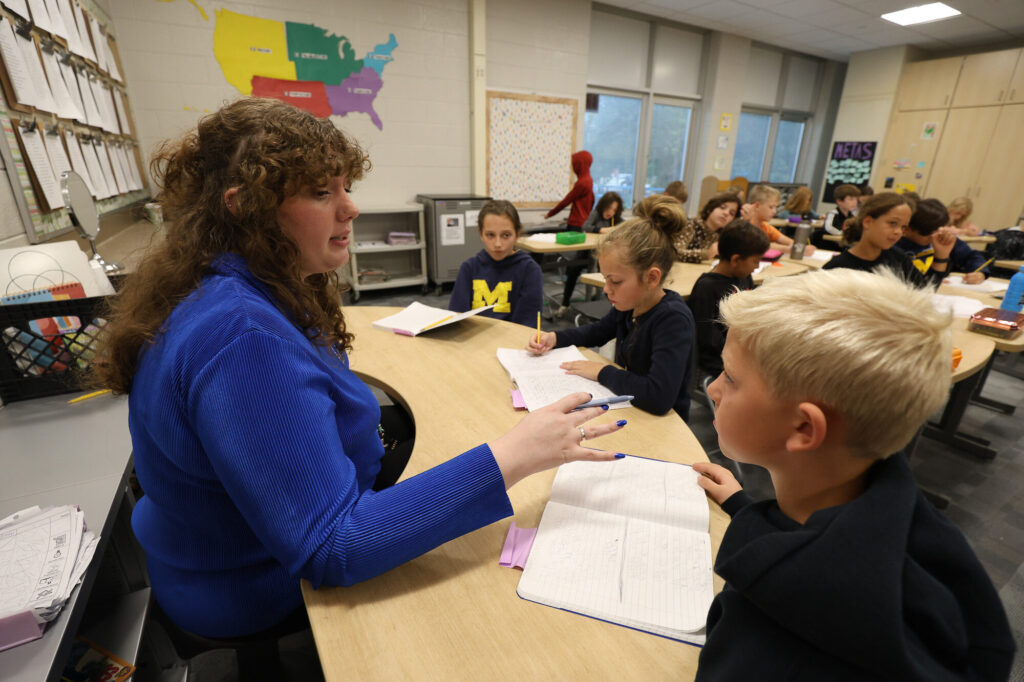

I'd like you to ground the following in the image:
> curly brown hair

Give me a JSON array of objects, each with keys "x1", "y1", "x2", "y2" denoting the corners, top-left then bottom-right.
[{"x1": 94, "y1": 98, "x2": 370, "y2": 394}]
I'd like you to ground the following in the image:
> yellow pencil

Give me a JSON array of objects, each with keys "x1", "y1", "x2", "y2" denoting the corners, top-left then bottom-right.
[
  {"x1": 67, "y1": 389, "x2": 111, "y2": 404},
  {"x1": 421, "y1": 314, "x2": 454, "y2": 332},
  {"x1": 971, "y1": 258, "x2": 993, "y2": 274},
  {"x1": 536, "y1": 312, "x2": 541, "y2": 344}
]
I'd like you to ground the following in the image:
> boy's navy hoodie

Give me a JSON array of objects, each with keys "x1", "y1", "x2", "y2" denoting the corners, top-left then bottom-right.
[
  {"x1": 696, "y1": 453, "x2": 1014, "y2": 681},
  {"x1": 896, "y1": 235, "x2": 990, "y2": 277},
  {"x1": 448, "y1": 249, "x2": 543, "y2": 327}
]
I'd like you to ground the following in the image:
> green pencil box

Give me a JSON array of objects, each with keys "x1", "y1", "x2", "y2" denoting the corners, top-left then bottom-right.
[{"x1": 556, "y1": 231, "x2": 585, "y2": 245}]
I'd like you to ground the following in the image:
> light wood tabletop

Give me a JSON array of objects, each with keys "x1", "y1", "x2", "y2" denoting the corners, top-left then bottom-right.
[
  {"x1": 580, "y1": 259, "x2": 809, "y2": 301},
  {"x1": 995, "y1": 259, "x2": 1023, "y2": 271},
  {"x1": 951, "y1": 328, "x2": 996, "y2": 382},
  {"x1": 962, "y1": 235, "x2": 995, "y2": 250},
  {"x1": 937, "y1": 280, "x2": 1024, "y2": 354},
  {"x1": 515, "y1": 233, "x2": 603, "y2": 253},
  {"x1": 301, "y1": 306, "x2": 727, "y2": 681}
]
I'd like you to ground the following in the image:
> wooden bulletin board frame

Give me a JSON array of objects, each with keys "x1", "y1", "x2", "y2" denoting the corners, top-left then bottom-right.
[{"x1": 486, "y1": 91, "x2": 578, "y2": 208}]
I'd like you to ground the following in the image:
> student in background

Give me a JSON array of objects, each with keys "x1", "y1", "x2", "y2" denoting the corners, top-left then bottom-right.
[
  {"x1": 94, "y1": 99, "x2": 624, "y2": 642},
  {"x1": 775, "y1": 186, "x2": 818, "y2": 221},
  {"x1": 449, "y1": 200, "x2": 543, "y2": 326},
  {"x1": 692, "y1": 269, "x2": 1014, "y2": 681},
  {"x1": 822, "y1": 184, "x2": 861, "y2": 237},
  {"x1": 526, "y1": 195, "x2": 696, "y2": 420},
  {"x1": 688, "y1": 220, "x2": 769, "y2": 379},
  {"x1": 546, "y1": 150, "x2": 595, "y2": 315},
  {"x1": 897, "y1": 198, "x2": 989, "y2": 282},
  {"x1": 822, "y1": 192, "x2": 953, "y2": 288},
  {"x1": 948, "y1": 196, "x2": 982, "y2": 236},
  {"x1": 663, "y1": 180, "x2": 688, "y2": 208},
  {"x1": 744, "y1": 185, "x2": 815, "y2": 255},
  {"x1": 674, "y1": 192, "x2": 741, "y2": 263},
  {"x1": 582, "y1": 191, "x2": 624, "y2": 233},
  {"x1": 858, "y1": 183, "x2": 874, "y2": 207}
]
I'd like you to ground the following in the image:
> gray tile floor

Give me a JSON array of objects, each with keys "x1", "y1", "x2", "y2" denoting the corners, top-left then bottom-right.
[{"x1": 349, "y1": 269, "x2": 1024, "y2": 591}]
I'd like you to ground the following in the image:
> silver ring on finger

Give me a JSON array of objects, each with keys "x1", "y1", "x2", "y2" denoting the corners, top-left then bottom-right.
[{"x1": 578, "y1": 426, "x2": 586, "y2": 441}]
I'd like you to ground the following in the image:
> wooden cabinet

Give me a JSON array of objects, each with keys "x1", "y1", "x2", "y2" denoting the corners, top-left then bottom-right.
[
  {"x1": 971, "y1": 104, "x2": 1024, "y2": 229},
  {"x1": 872, "y1": 109, "x2": 947, "y2": 193},
  {"x1": 925, "y1": 107, "x2": 1000, "y2": 203},
  {"x1": 951, "y1": 48, "x2": 1021, "y2": 107},
  {"x1": 1008, "y1": 52, "x2": 1024, "y2": 103},
  {"x1": 896, "y1": 57, "x2": 963, "y2": 111}
]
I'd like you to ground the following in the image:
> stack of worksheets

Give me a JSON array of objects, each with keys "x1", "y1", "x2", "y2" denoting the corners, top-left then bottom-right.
[
  {"x1": 496, "y1": 347, "x2": 629, "y2": 412},
  {"x1": 0, "y1": 505, "x2": 101, "y2": 647}
]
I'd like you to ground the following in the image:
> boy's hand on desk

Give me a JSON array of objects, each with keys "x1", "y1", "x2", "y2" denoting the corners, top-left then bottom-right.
[
  {"x1": 692, "y1": 461, "x2": 743, "y2": 505},
  {"x1": 490, "y1": 392, "x2": 626, "y2": 489},
  {"x1": 526, "y1": 331, "x2": 557, "y2": 354},
  {"x1": 964, "y1": 271, "x2": 986, "y2": 284},
  {"x1": 804, "y1": 243, "x2": 816, "y2": 255},
  {"x1": 560, "y1": 360, "x2": 603, "y2": 382}
]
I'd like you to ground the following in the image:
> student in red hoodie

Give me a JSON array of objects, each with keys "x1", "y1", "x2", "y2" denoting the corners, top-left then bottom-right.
[{"x1": 546, "y1": 150, "x2": 595, "y2": 315}]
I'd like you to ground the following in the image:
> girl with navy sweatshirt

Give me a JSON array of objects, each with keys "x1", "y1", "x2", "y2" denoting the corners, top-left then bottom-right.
[
  {"x1": 93, "y1": 99, "x2": 625, "y2": 641},
  {"x1": 527, "y1": 194, "x2": 695, "y2": 421},
  {"x1": 449, "y1": 200, "x2": 543, "y2": 327}
]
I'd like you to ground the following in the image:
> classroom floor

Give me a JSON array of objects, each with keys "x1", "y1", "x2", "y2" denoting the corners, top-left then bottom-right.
[{"x1": 351, "y1": 270, "x2": 1024, "y2": 592}]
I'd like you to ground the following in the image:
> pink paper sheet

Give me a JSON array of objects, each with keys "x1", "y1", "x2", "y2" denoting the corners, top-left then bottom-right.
[{"x1": 499, "y1": 521, "x2": 537, "y2": 569}]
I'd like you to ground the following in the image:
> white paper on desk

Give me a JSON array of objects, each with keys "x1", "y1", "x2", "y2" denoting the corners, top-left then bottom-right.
[
  {"x1": 26, "y1": 0, "x2": 54, "y2": 34},
  {"x1": 497, "y1": 346, "x2": 587, "y2": 378},
  {"x1": 58, "y1": 0, "x2": 86, "y2": 57},
  {"x1": 40, "y1": 47, "x2": 81, "y2": 120},
  {"x1": 525, "y1": 233, "x2": 558, "y2": 243},
  {"x1": 371, "y1": 301, "x2": 495, "y2": 335},
  {"x1": 0, "y1": 240, "x2": 106, "y2": 298},
  {"x1": 63, "y1": 129, "x2": 96, "y2": 196},
  {"x1": 0, "y1": 20, "x2": 39, "y2": 108},
  {"x1": 518, "y1": 457, "x2": 713, "y2": 643},
  {"x1": 931, "y1": 293, "x2": 989, "y2": 319},
  {"x1": 803, "y1": 249, "x2": 836, "y2": 262},
  {"x1": 942, "y1": 275, "x2": 1008, "y2": 294},
  {"x1": 18, "y1": 125, "x2": 64, "y2": 211},
  {"x1": 515, "y1": 370, "x2": 624, "y2": 412}
]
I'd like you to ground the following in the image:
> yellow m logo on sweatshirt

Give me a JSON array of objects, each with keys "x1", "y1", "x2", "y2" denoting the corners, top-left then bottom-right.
[{"x1": 472, "y1": 280, "x2": 512, "y2": 313}]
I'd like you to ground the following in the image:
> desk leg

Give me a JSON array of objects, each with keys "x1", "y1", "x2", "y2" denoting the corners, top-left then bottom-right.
[
  {"x1": 922, "y1": 371, "x2": 996, "y2": 460},
  {"x1": 969, "y1": 353, "x2": 1017, "y2": 416}
]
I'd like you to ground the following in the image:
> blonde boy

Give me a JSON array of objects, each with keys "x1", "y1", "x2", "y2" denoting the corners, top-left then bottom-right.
[
  {"x1": 692, "y1": 269, "x2": 1014, "y2": 681},
  {"x1": 744, "y1": 185, "x2": 815, "y2": 255}
]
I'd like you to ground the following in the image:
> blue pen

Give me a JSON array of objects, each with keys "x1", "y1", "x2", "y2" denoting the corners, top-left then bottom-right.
[{"x1": 574, "y1": 395, "x2": 634, "y2": 410}]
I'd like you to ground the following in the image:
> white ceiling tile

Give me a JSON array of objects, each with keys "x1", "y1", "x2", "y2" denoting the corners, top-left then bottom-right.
[
  {"x1": 684, "y1": 1, "x2": 753, "y2": 21},
  {"x1": 771, "y1": 0, "x2": 846, "y2": 19}
]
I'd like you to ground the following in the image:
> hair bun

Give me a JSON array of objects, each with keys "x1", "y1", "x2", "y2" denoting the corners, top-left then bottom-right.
[{"x1": 633, "y1": 194, "x2": 687, "y2": 239}]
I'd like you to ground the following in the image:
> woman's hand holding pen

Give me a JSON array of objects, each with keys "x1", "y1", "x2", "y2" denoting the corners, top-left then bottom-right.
[
  {"x1": 527, "y1": 331, "x2": 557, "y2": 355},
  {"x1": 560, "y1": 360, "x2": 603, "y2": 381},
  {"x1": 489, "y1": 392, "x2": 627, "y2": 489}
]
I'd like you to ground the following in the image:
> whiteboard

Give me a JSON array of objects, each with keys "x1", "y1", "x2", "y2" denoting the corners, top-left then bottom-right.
[{"x1": 486, "y1": 91, "x2": 578, "y2": 207}]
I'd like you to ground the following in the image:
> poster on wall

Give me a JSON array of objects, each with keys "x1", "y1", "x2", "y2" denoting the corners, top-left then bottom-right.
[{"x1": 822, "y1": 141, "x2": 875, "y2": 203}]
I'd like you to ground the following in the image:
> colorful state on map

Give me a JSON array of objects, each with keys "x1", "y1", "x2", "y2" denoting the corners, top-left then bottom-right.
[
  {"x1": 251, "y1": 76, "x2": 332, "y2": 119},
  {"x1": 212, "y1": 8, "x2": 397, "y2": 129}
]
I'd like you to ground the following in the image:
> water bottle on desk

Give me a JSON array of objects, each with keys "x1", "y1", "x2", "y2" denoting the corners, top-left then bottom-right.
[
  {"x1": 790, "y1": 217, "x2": 811, "y2": 261},
  {"x1": 1001, "y1": 265, "x2": 1024, "y2": 313}
]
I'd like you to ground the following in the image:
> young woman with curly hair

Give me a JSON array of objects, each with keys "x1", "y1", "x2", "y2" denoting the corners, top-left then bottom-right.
[{"x1": 94, "y1": 98, "x2": 623, "y2": 641}]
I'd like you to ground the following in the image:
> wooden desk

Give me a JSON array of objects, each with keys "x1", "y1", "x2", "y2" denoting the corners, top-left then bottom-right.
[
  {"x1": 515, "y1": 233, "x2": 603, "y2": 253},
  {"x1": 302, "y1": 307, "x2": 728, "y2": 680},
  {"x1": 823, "y1": 234, "x2": 842, "y2": 244},
  {"x1": 580, "y1": 260, "x2": 809, "y2": 301},
  {"x1": 768, "y1": 218, "x2": 823, "y2": 229},
  {"x1": 0, "y1": 395, "x2": 136, "y2": 682},
  {"x1": 995, "y1": 259, "x2": 1023, "y2": 271},
  {"x1": 962, "y1": 235, "x2": 995, "y2": 251}
]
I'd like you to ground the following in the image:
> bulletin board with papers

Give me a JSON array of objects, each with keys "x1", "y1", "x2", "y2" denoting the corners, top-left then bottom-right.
[{"x1": 0, "y1": 0, "x2": 146, "y2": 243}]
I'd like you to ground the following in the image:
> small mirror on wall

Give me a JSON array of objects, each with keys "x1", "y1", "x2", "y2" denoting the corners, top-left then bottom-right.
[{"x1": 61, "y1": 170, "x2": 121, "y2": 273}]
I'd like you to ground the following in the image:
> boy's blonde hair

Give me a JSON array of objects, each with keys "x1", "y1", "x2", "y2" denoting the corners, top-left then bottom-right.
[
  {"x1": 719, "y1": 269, "x2": 952, "y2": 459},
  {"x1": 747, "y1": 184, "x2": 780, "y2": 205}
]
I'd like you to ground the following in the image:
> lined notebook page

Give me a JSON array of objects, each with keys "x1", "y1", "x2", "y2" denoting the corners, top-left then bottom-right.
[{"x1": 517, "y1": 457, "x2": 714, "y2": 642}]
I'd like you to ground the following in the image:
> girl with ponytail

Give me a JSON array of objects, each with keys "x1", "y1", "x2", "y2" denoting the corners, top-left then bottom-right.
[
  {"x1": 823, "y1": 191, "x2": 954, "y2": 288},
  {"x1": 526, "y1": 194, "x2": 696, "y2": 420}
]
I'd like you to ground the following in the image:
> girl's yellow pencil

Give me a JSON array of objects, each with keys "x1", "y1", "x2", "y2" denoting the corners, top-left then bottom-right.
[{"x1": 536, "y1": 312, "x2": 541, "y2": 344}]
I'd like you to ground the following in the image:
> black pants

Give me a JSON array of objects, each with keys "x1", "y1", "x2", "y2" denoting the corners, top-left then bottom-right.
[{"x1": 374, "y1": 404, "x2": 415, "y2": 490}]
